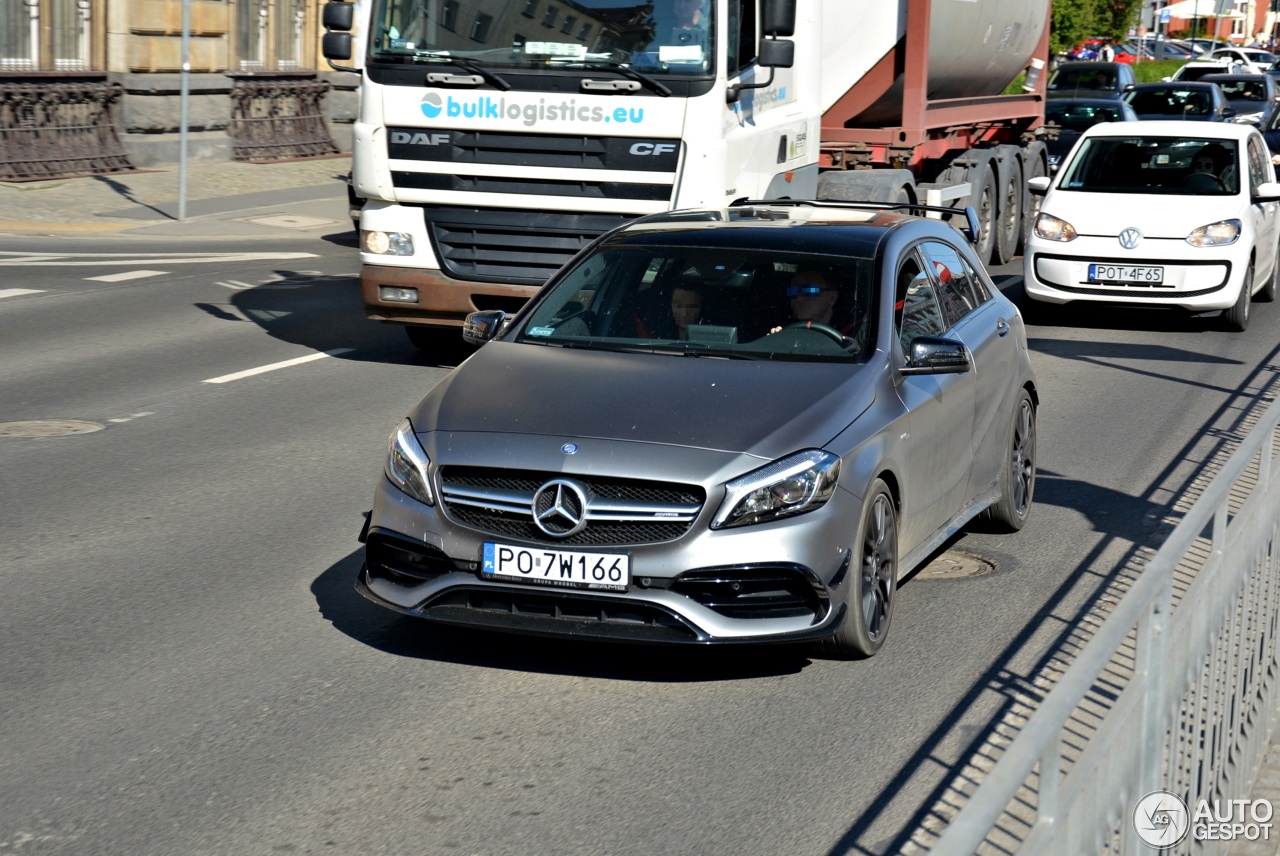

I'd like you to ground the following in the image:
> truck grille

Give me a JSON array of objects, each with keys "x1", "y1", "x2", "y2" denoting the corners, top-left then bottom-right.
[
  {"x1": 439, "y1": 466, "x2": 704, "y2": 546},
  {"x1": 414, "y1": 205, "x2": 633, "y2": 284}
]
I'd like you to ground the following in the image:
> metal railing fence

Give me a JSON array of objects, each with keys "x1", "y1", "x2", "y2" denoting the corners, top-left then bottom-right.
[{"x1": 933, "y1": 395, "x2": 1280, "y2": 854}]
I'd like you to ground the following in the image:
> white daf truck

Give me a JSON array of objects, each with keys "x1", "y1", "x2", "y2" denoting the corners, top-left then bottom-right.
[{"x1": 321, "y1": 0, "x2": 1050, "y2": 350}]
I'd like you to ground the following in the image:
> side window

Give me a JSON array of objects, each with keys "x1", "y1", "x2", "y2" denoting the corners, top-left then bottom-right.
[
  {"x1": 1248, "y1": 134, "x2": 1272, "y2": 192},
  {"x1": 919, "y1": 241, "x2": 980, "y2": 328},
  {"x1": 895, "y1": 252, "x2": 947, "y2": 359},
  {"x1": 727, "y1": 0, "x2": 757, "y2": 77}
]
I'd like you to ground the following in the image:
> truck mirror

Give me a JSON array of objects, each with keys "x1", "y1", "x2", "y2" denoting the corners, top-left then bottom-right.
[
  {"x1": 758, "y1": 39, "x2": 794, "y2": 69},
  {"x1": 761, "y1": 0, "x2": 796, "y2": 37},
  {"x1": 323, "y1": 1, "x2": 355, "y2": 32},
  {"x1": 323, "y1": 32, "x2": 353, "y2": 62}
]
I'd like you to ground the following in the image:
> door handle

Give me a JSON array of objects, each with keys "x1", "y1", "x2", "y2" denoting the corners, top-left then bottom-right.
[{"x1": 996, "y1": 317, "x2": 1010, "y2": 337}]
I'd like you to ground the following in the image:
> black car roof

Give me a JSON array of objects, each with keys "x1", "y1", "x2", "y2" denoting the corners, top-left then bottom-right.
[{"x1": 610, "y1": 206, "x2": 944, "y2": 258}]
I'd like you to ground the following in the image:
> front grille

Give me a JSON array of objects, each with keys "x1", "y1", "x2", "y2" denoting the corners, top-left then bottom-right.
[
  {"x1": 671, "y1": 567, "x2": 828, "y2": 621},
  {"x1": 416, "y1": 205, "x2": 633, "y2": 284},
  {"x1": 387, "y1": 129, "x2": 680, "y2": 172},
  {"x1": 439, "y1": 466, "x2": 704, "y2": 546},
  {"x1": 423, "y1": 588, "x2": 698, "y2": 642},
  {"x1": 393, "y1": 171, "x2": 670, "y2": 201}
]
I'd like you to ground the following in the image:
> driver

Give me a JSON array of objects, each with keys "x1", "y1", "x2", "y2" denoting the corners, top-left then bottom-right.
[{"x1": 770, "y1": 268, "x2": 844, "y2": 334}]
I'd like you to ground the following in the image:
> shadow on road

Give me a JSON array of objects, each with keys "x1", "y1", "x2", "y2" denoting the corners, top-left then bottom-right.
[
  {"x1": 222, "y1": 267, "x2": 475, "y2": 369},
  {"x1": 311, "y1": 546, "x2": 813, "y2": 682}
]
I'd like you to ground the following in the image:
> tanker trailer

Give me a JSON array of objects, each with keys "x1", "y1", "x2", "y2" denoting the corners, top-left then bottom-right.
[
  {"x1": 815, "y1": 0, "x2": 1050, "y2": 265},
  {"x1": 320, "y1": 0, "x2": 1049, "y2": 348}
]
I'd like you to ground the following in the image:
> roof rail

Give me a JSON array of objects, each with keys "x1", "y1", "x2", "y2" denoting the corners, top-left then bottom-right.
[{"x1": 727, "y1": 198, "x2": 983, "y2": 246}]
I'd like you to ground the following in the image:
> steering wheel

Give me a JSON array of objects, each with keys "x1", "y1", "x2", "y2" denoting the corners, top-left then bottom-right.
[{"x1": 783, "y1": 321, "x2": 847, "y2": 346}]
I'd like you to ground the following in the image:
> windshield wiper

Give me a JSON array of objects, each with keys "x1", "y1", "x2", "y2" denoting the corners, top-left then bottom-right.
[
  {"x1": 579, "y1": 62, "x2": 672, "y2": 97},
  {"x1": 417, "y1": 52, "x2": 511, "y2": 91}
]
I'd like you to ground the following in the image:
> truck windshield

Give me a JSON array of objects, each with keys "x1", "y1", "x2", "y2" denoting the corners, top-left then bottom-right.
[{"x1": 368, "y1": 0, "x2": 716, "y2": 76}]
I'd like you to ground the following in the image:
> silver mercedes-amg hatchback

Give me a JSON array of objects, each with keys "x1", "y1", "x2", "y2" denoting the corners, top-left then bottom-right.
[{"x1": 358, "y1": 201, "x2": 1039, "y2": 658}]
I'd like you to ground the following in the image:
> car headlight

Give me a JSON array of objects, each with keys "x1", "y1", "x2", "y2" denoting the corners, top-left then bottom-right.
[
  {"x1": 1034, "y1": 212, "x2": 1077, "y2": 242},
  {"x1": 1187, "y1": 218, "x2": 1241, "y2": 247},
  {"x1": 711, "y1": 450, "x2": 840, "y2": 529},
  {"x1": 385, "y1": 418, "x2": 434, "y2": 505}
]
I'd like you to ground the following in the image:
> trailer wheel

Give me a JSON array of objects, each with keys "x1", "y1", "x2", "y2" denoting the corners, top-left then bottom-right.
[
  {"x1": 1019, "y1": 146, "x2": 1048, "y2": 254},
  {"x1": 993, "y1": 157, "x2": 1023, "y2": 266},
  {"x1": 967, "y1": 164, "x2": 997, "y2": 266}
]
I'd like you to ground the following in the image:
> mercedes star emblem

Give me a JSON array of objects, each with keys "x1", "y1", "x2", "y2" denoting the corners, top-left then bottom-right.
[{"x1": 532, "y1": 479, "x2": 589, "y2": 537}]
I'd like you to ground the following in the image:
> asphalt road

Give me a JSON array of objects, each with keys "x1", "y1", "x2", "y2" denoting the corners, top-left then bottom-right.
[{"x1": 2, "y1": 230, "x2": 1277, "y2": 855}]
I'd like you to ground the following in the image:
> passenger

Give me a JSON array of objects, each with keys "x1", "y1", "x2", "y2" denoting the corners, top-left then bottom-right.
[{"x1": 669, "y1": 284, "x2": 704, "y2": 339}]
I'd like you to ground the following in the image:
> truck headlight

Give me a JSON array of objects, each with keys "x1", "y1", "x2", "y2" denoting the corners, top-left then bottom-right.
[
  {"x1": 712, "y1": 450, "x2": 840, "y2": 529},
  {"x1": 385, "y1": 418, "x2": 433, "y2": 505},
  {"x1": 1187, "y1": 219, "x2": 1240, "y2": 247},
  {"x1": 362, "y1": 230, "x2": 414, "y2": 255},
  {"x1": 1034, "y1": 212, "x2": 1077, "y2": 242}
]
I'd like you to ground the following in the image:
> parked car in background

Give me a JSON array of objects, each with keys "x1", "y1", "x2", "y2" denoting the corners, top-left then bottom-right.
[
  {"x1": 1043, "y1": 98, "x2": 1139, "y2": 171},
  {"x1": 1184, "y1": 38, "x2": 1229, "y2": 55},
  {"x1": 1210, "y1": 47, "x2": 1277, "y2": 75},
  {"x1": 1131, "y1": 37, "x2": 1198, "y2": 60},
  {"x1": 360, "y1": 201, "x2": 1039, "y2": 658},
  {"x1": 1169, "y1": 57, "x2": 1246, "y2": 81},
  {"x1": 1047, "y1": 61, "x2": 1136, "y2": 101},
  {"x1": 1068, "y1": 39, "x2": 1138, "y2": 63},
  {"x1": 1200, "y1": 74, "x2": 1280, "y2": 126},
  {"x1": 1123, "y1": 82, "x2": 1235, "y2": 122},
  {"x1": 1024, "y1": 121, "x2": 1280, "y2": 332}
]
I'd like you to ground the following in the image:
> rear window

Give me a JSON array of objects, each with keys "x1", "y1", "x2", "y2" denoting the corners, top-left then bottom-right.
[{"x1": 1046, "y1": 102, "x2": 1128, "y2": 131}]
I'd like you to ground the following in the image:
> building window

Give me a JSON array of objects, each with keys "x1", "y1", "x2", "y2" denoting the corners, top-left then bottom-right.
[
  {"x1": 441, "y1": 0, "x2": 458, "y2": 31},
  {"x1": 471, "y1": 12, "x2": 493, "y2": 42},
  {"x1": 522, "y1": 0, "x2": 538, "y2": 18},
  {"x1": 542, "y1": 6, "x2": 558, "y2": 28},
  {"x1": 578, "y1": 23, "x2": 592, "y2": 41},
  {"x1": 561, "y1": 15, "x2": 576, "y2": 35}
]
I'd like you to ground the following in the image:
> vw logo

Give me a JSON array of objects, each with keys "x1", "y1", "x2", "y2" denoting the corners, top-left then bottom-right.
[
  {"x1": 532, "y1": 479, "x2": 589, "y2": 538},
  {"x1": 420, "y1": 92, "x2": 443, "y2": 119},
  {"x1": 1119, "y1": 228, "x2": 1143, "y2": 250}
]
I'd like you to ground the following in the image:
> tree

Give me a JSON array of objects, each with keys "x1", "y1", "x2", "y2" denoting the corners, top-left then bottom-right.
[{"x1": 1051, "y1": 0, "x2": 1097, "y2": 56}]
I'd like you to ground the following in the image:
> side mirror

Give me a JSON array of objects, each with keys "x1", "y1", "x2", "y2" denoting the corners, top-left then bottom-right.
[
  {"x1": 758, "y1": 38, "x2": 794, "y2": 69},
  {"x1": 761, "y1": 0, "x2": 796, "y2": 37},
  {"x1": 323, "y1": 1, "x2": 354, "y2": 31},
  {"x1": 462, "y1": 310, "x2": 509, "y2": 345},
  {"x1": 1253, "y1": 181, "x2": 1280, "y2": 202},
  {"x1": 1027, "y1": 176, "x2": 1051, "y2": 195},
  {"x1": 900, "y1": 337, "x2": 971, "y2": 376},
  {"x1": 323, "y1": 32, "x2": 352, "y2": 61}
]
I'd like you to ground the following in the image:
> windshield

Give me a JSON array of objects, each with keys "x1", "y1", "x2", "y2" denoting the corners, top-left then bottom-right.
[
  {"x1": 1057, "y1": 136, "x2": 1240, "y2": 195},
  {"x1": 515, "y1": 244, "x2": 876, "y2": 363},
  {"x1": 1046, "y1": 101, "x2": 1129, "y2": 131},
  {"x1": 369, "y1": 0, "x2": 715, "y2": 76}
]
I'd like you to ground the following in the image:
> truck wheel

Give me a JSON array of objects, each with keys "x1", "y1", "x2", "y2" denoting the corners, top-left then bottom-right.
[{"x1": 993, "y1": 157, "x2": 1023, "y2": 266}]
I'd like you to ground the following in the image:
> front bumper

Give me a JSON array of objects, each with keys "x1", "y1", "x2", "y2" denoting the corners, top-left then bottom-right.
[
  {"x1": 359, "y1": 474, "x2": 858, "y2": 646},
  {"x1": 1024, "y1": 235, "x2": 1244, "y2": 310}
]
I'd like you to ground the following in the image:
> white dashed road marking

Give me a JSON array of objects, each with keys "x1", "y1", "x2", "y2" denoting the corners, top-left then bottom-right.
[
  {"x1": 202, "y1": 349, "x2": 354, "y2": 384},
  {"x1": 0, "y1": 251, "x2": 316, "y2": 267},
  {"x1": 0, "y1": 288, "x2": 45, "y2": 299},
  {"x1": 86, "y1": 270, "x2": 168, "y2": 282}
]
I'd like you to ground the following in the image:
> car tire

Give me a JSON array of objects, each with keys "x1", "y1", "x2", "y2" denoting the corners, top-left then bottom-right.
[
  {"x1": 980, "y1": 389, "x2": 1037, "y2": 532},
  {"x1": 816, "y1": 479, "x2": 897, "y2": 659},
  {"x1": 1256, "y1": 248, "x2": 1279, "y2": 303},
  {"x1": 993, "y1": 156, "x2": 1023, "y2": 266},
  {"x1": 1222, "y1": 262, "x2": 1253, "y2": 331}
]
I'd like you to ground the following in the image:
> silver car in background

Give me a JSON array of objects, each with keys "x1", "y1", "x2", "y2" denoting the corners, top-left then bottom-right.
[{"x1": 359, "y1": 201, "x2": 1039, "y2": 658}]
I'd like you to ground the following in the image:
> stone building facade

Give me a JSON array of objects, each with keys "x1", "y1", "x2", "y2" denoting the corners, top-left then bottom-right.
[{"x1": 0, "y1": 0, "x2": 358, "y2": 172}]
